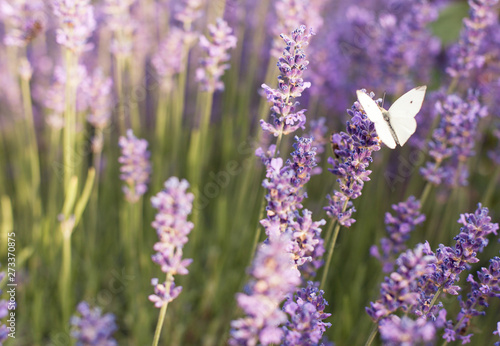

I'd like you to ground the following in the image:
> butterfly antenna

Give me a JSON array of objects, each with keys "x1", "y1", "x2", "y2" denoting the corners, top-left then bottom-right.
[{"x1": 382, "y1": 91, "x2": 387, "y2": 108}]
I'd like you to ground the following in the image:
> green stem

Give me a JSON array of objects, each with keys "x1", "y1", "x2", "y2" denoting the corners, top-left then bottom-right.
[
  {"x1": 483, "y1": 165, "x2": 500, "y2": 207},
  {"x1": 365, "y1": 323, "x2": 379, "y2": 346},
  {"x1": 20, "y1": 72, "x2": 42, "y2": 245},
  {"x1": 249, "y1": 200, "x2": 266, "y2": 266},
  {"x1": 115, "y1": 55, "x2": 126, "y2": 135},
  {"x1": 320, "y1": 219, "x2": 340, "y2": 291},
  {"x1": 419, "y1": 181, "x2": 433, "y2": 208},
  {"x1": 152, "y1": 274, "x2": 172, "y2": 346},
  {"x1": 63, "y1": 48, "x2": 77, "y2": 190},
  {"x1": 447, "y1": 77, "x2": 459, "y2": 94},
  {"x1": 429, "y1": 285, "x2": 444, "y2": 310},
  {"x1": 60, "y1": 215, "x2": 75, "y2": 329}
]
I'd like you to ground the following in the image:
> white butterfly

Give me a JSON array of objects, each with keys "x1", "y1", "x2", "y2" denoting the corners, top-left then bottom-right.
[{"x1": 356, "y1": 86, "x2": 427, "y2": 149}]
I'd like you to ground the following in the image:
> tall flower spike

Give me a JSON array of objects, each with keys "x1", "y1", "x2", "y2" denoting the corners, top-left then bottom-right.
[
  {"x1": 103, "y1": 0, "x2": 136, "y2": 57},
  {"x1": 259, "y1": 136, "x2": 319, "y2": 234},
  {"x1": 308, "y1": 117, "x2": 328, "y2": 175},
  {"x1": 282, "y1": 281, "x2": 332, "y2": 345},
  {"x1": 82, "y1": 69, "x2": 113, "y2": 130},
  {"x1": 494, "y1": 321, "x2": 500, "y2": 346},
  {"x1": 371, "y1": 196, "x2": 426, "y2": 273},
  {"x1": 229, "y1": 233, "x2": 300, "y2": 346},
  {"x1": 378, "y1": 315, "x2": 435, "y2": 345},
  {"x1": 152, "y1": 28, "x2": 186, "y2": 92},
  {"x1": 118, "y1": 130, "x2": 152, "y2": 203},
  {"x1": 366, "y1": 243, "x2": 436, "y2": 322},
  {"x1": 52, "y1": 0, "x2": 96, "y2": 54},
  {"x1": 260, "y1": 25, "x2": 314, "y2": 137},
  {"x1": 0, "y1": 266, "x2": 7, "y2": 344},
  {"x1": 324, "y1": 93, "x2": 381, "y2": 227},
  {"x1": 414, "y1": 204, "x2": 499, "y2": 319},
  {"x1": 1, "y1": 0, "x2": 46, "y2": 47},
  {"x1": 270, "y1": 0, "x2": 325, "y2": 59},
  {"x1": 447, "y1": 0, "x2": 499, "y2": 79},
  {"x1": 441, "y1": 255, "x2": 500, "y2": 343},
  {"x1": 196, "y1": 18, "x2": 237, "y2": 92},
  {"x1": 420, "y1": 91, "x2": 487, "y2": 187},
  {"x1": 149, "y1": 177, "x2": 194, "y2": 307},
  {"x1": 70, "y1": 301, "x2": 117, "y2": 346},
  {"x1": 174, "y1": 0, "x2": 203, "y2": 29}
]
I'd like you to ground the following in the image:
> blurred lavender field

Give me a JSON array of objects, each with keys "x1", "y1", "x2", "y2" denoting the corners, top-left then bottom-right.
[{"x1": 1, "y1": 0, "x2": 500, "y2": 345}]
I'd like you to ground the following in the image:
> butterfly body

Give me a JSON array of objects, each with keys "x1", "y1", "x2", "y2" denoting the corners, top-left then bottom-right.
[
  {"x1": 381, "y1": 110, "x2": 400, "y2": 146},
  {"x1": 356, "y1": 86, "x2": 426, "y2": 149}
]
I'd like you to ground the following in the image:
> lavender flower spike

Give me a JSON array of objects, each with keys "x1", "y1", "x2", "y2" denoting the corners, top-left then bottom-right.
[
  {"x1": 82, "y1": 69, "x2": 113, "y2": 130},
  {"x1": 282, "y1": 281, "x2": 332, "y2": 345},
  {"x1": 70, "y1": 301, "x2": 117, "y2": 346},
  {"x1": 494, "y1": 321, "x2": 500, "y2": 346},
  {"x1": 366, "y1": 243, "x2": 436, "y2": 322},
  {"x1": 149, "y1": 177, "x2": 194, "y2": 307},
  {"x1": 52, "y1": 0, "x2": 96, "y2": 54},
  {"x1": 379, "y1": 315, "x2": 435, "y2": 346},
  {"x1": 442, "y1": 255, "x2": 500, "y2": 343},
  {"x1": 1, "y1": 0, "x2": 45, "y2": 47},
  {"x1": 229, "y1": 233, "x2": 300, "y2": 346},
  {"x1": 446, "y1": 0, "x2": 499, "y2": 79},
  {"x1": 420, "y1": 91, "x2": 486, "y2": 187},
  {"x1": 371, "y1": 196, "x2": 426, "y2": 273},
  {"x1": 152, "y1": 28, "x2": 186, "y2": 92},
  {"x1": 260, "y1": 25, "x2": 314, "y2": 137},
  {"x1": 118, "y1": 129, "x2": 152, "y2": 203},
  {"x1": 324, "y1": 95, "x2": 381, "y2": 226},
  {"x1": 0, "y1": 266, "x2": 8, "y2": 344},
  {"x1": 196, "y1": 18, "x2": 237, "y2": 92}
]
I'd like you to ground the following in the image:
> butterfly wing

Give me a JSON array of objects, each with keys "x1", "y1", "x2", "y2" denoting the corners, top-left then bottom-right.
[
  {"x1": 373, "y1": 121, "x2": 397, "y2": 149},
  {"x1": 388, "y1": 117, "x2": 416, "y2": 146},
  {"x1": 356, "y1": 90, "x2": 397, "y2": 149},
  {"x1": 387, "y1": 85, "x2": 426, "y2": 146},
  {"x1": 356, "y1": 90, "x2": 384, "y2": 123}
]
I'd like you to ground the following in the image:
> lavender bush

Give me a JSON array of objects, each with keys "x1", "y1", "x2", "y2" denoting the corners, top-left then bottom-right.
[{"x1": 2, "y1": 0, "x2": 500, "y2": 345}]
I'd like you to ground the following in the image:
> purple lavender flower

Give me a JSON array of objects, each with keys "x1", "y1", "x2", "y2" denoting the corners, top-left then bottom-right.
[
  {"x1": 494, "y1": 321, "x2": 500, "y2": 346},
  {"x1": 270, "y1": 0, "x2": 325, "y2": 59},
  {"x1": 308, "y1": 117, "x2": 328, "y2": 175},
  {"x1": 446, "y1": 0, "x2": 499, "y2": 79},
  {"x1": 260, "y1": 136, "x2": 319, "y2": 234},
  {"x1": 152, "y1": 28, "x2": 186, "y2": 92},
  {"x1": 43, "y1": 64, "x2": 89, "y2": 123},
  {"x1": 229, "y1": 233, "x2": 300, "y2": 346},
  {"x1": 420, "y1": 91, "x2": 487, "y2": 187},
  {"x1": 260, "y1": 25, "x2": 314, "y2": 137},
  {"x1": 288, "y1": 136, "x2": 317, "y2": 188},
  {"x1": 366, "y1": 243, "x2": 436, "y2": 322},
  {"x1": 379, "y1": 315, "x2": 435, "y2": 346},
  {"x1": 118, "y1": 129, "x2": 152, "y2": 203},
  {"x1": 282, "y1": 281, "x2": 331, "y2": 345},
  {"x1": 324, "y1": 96, "x2": 381, "y2": 227},
  {"x1": 310, "y1": 1, "x2": 440, "y2": 110},
  {"x1": 415, "y1": 205, "x2": 499, "y2": 319},
  {"x1": 82, "y1": 69, "x2": 113, "y2": 130},
  {"x1": 371, "y1": 196, "x2": 426, "y2": 273},
  {"x1": 174, "y1": 0, "x2": 203, "y2": 29},
  {"x1": 0, "y1": 267, "x2": 7, "y2": 345},
  {"x1": 149, "y1": 177, "x2": 194, "y2": 307},
  {"x1": 196, "y1": 18, "x2": 237, "y2": 92},
  {"x1": 70, "y1": 301, "x2": 117, "y2": 346},
  {"x1": 441, "y1": 255, "x2": 500, "y2": 343},
  {"x1": 102, "y1": 0, "x2": 136, "y2": 57},
  {"x1": 290, "y1": 209, "x2": 326, "y2": 275},
  {"x1": 52, "y1": 0, "x2": 96, "y2": 54},
  {"x1": 0, "y1": 0, "x2": 46, "y2": 47},
  {"x1": 260, "y1": 157, "x2": 301, "y2": 230}
]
